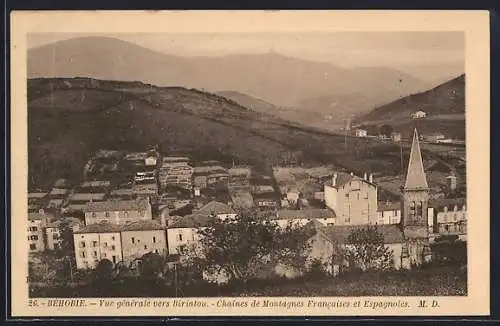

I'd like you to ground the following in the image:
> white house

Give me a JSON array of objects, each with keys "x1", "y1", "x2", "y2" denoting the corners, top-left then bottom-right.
[
  {"x1": 83, "y1": 198, "x2": 152, "y2": 225},
  {"x1": 166, "y1": 214, "x2": 212, "y2": 255},
  {"x1": 196, "y1": 201, "x2": 237, "y2": 221},
  {"x1": 411, "y1": 111, "x2": 426, "y2": 119},
  {"x1": 355, "y1": 129, "x2": 368, "y2": 138}
]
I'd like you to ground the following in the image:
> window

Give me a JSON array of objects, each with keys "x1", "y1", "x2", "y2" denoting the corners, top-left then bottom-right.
[
  {"x1": 93, "y1": 251, "x2": 98, "y2": 257},
  {"x1": 29, "y1": 244, "x2": 36, "y2": 251},
  {"x1": 92, "y1": 241, "x2": 98, "y2": 247},
  {"x1": 345, "y1": 193, "x2": 349, "y2": 198},
  {"x1": 131, "y1": 237, "x2": 135, "y2": 244},
  {"x1": 152, "y1": 236, "x2": 156, "y2": 243},
  {"x1": 92, "y1": 212, "x2": 97, "y2": 218},
  {"x1": 124, "y1": 212, "x2": 129, "y2": 217},
  {"x1": 178, "y1": 234, "x2": 183, "y2": 241},
  {"x1": 345, "y1": 217, "x2": 351, "y2": 223},
  {"x1": 104, "y1": 242, "x2": 108, "y2": 248},
  {"x1": 357, "y1": 193, "x2": 359, "y2": 200},
  {"x1": 80, "y1": 251, "x2": 86, "y2": 258},
  {"x1": 102, "y1": 253, "x2": 107, "y2": 258},
  {"x1": 29, "y1": 226, "x2": 38, "y2": 232},
  {"x1": 111, "y1": 245, "x2": 115, "y2": 251},
  {"x1": 52, "y1": 234, "x2": 59, "y2": 240},
  {"x1": 416, "y1": 202, "x2": 423, "y2": 218},
  {"x1": 144, "y1": 245, "x2": 147, "y2": 250},
  {"x1": 410, "y1": 202, "x2": 416, "y2": 219},
  {"x1": 105, "y1": 211, "x2": 110, "y2": 217},
  {"x1": 111, "y1": 236, "x2": 115, "y2": 241},
  {"x1": 112, "y1": 255, "x2": 116, "y2": 264},
  {"x1": 80, "y1": 241, "x2": 86, "y2": 248},
  {"x1": 154, "y1": 249, "x2": 158, "y2": 254}
]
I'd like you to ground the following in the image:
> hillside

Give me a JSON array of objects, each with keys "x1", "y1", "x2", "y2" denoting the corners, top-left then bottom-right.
[
  {"x1": 354, "y1": 74, "x2": 465, "y2": 139},
  {"x1": 28, "y1": 77, "x2": 364, "y2": 189},
  {"x1": 28, "y1": 36, "x2": 431, "y2": 120},
  {"x1": 215, "y1": 90, "x2": 326, "y2": 127}
]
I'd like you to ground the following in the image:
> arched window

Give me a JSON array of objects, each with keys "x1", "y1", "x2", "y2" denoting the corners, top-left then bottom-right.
[
  {"x1": 416, "y1": 202, "x2": 423, "y2": 219},
  {"x1": 410, "y1": 202, "x2": 416, "y2": 219}
]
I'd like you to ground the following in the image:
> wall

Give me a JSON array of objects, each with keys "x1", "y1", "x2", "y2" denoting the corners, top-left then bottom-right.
[
  {"x1": 401, "y1": 190, "x2": 430, "y2": 227},
  {"x1": 99, "y1": 233, "x2": 123, "y2": 265},
  {"x1": 72, "y1": 232, "x2": 122, "y2": 269},
  {"x1": 45, "y1": 227, "x2": 60, "y2": 251},
  {"x1": 121, "y1": 230, "x2": 167, "y2": 264},
  {"x1": 166, "y1": 227, "x2": 201, "y2": 255},
  {"x1": 84, "y1": 206, "x2": 152, "y2": 225}
]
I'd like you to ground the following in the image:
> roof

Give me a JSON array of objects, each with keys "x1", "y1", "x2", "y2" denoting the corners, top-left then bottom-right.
[
  {"x1": 168, "y1": 214, "x2": 213, "y2": 228},
  {"x1": 320, "y1": 224, "x2": 404, "y2": 244},
  {"x1": 46, "y1": 217, "x2": 83, "y2": 228},
  {"x1": 404, "y1": 129, "x2": 429, "y2": 190},
  {"x1": 273, "y1": 208, "x2": 336, "y2": 220},
  {"x1": 429, "y1": 198, "x2": 466, "y2": 210},
  {"x1": 377, "y1": 202, "x2": 401, "y2": 212},
  {"x1": 324, "y1": 172, "x2": 375, "y2": 189},
  {"x1": 81, "y1": 180, "x2": 111, "y2": 188},
  {"x1": 74, "y1": 222, "x2": 122, "y2": 234},
  {"x1": 70, "y1": 193, "x2": 106, "y2": 201},
  {"x1": 120, "y1": 220, "x2": 165, "y2": 232},
  {"x1": 28, "y1": 212, "x2": 54, "y2": 221},
  {"x1": 197, "y1": 201, "x2": 235, "y2": 215},
  {"x1": 49, "y1": 188, "x2": 69, "y2": 196},
  {"x1": 83, "y1": 198, "x2": 149, "y2": 213},
  {"x1": 28, "y1": 192, "x2": 48, "y2": 199}
]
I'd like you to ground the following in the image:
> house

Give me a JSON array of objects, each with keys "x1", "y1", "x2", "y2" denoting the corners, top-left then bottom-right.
[
  {"x1": 120, "y1": 220, "x2": 168, "y2": 264},
  {"x1": 376, "y1": 201, "x2": 434, "y2": 230},
  {"x1": 72, "y1": 223, "x2": 123, "y2": 269},
  {"x1": 269, "y1": 208, "x2": 336, "y2": 228},
  {"x1": 45, "y1": 217, "x2": 83, "y2": 251},
  {"x1": 286, "y1": 190, "x2": 301, "y2": 205},
  {"x1": 27, "y1": 211, "x2": 50, "y2": 252},
  {"x1": 83, "y1": 198, "x2": 152, "y2": 225},
  {"x1": 196, "y1": 201, "x2": 236, "y2": 220},
  {"x1": 429, "y1": 198, "x2": 467, "y2": 241},
  {"x1": 424, "y1": 132, "x2": 445, "y2": 143},
  {"x1": 391, "y1": 132, "x2": 402, "y2": 143},
  {"x1": 307, "y1": 224, "x2": 405, "y2": 275},
  {"x1": 355, "y1": 129, "x2": 368, "y2": 138},
  {"x1": 65, "y1": 192, "x2": 107, "y2": 212},
  {"x1": 324, "y1": 172, "x2": 378, "y2": 225},
  {"x1": 166, "y1": 214, "x2": 212, "y2": 255},
  {"x1": 144, "y1": 155, "x2": 157, "y2": 167},
  {"x1": 411, "y1": 110, "x2": 426, "y2": 119}
]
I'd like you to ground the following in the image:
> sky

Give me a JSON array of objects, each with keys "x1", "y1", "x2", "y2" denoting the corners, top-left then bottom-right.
[{"x1": 28, "y1": 32, "x2": 464, "y2": 82}]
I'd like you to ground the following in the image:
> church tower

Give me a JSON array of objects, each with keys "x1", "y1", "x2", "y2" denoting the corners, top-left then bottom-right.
[{"x1": 400, "y1": 128, "x2": 431, "y2": 268}]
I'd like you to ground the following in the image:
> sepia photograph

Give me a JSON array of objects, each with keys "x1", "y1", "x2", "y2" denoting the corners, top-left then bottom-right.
[{"x1": 10, "y1": 11, "x2": 489, "y2": 317}]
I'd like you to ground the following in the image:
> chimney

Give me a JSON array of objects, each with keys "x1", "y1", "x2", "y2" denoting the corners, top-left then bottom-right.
[
  {"x1": 369, "y1": 173, "x2": 373, "y2": 183},
  {"x1": 332, "y1": 173, "x2": 338, "y2": 187},
  {"x1": 194, "y1": 187, "x2": 201, "y2": 197},
  {"x1": 363, "y1": 172, "x2": 367, "y2": 180}
]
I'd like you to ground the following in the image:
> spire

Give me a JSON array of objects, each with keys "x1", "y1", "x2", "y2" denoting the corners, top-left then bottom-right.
[{"x1": 404, "y1": 128, "x2": 428, "y2": 190}]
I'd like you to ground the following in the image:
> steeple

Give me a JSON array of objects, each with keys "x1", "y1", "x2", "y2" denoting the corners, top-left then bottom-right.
[{"x1": 404, "y1": 128, "x2": 428, "y2": 191}]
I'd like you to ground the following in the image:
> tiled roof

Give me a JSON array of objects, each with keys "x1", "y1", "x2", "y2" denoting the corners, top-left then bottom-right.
[
  {"x1": 324, "y1": 172, "x2": 375, "y2": 189},
  {"x1": 429, "y1": 198, "x2": 466, "y2": 210},
  {"x1": 169, "y1": 213, "x2": 213, "y2": 228},
  {"x1": 28, "y1": 192, "x2": 48, "y2": 199},
  {"x1": 83, "y1": 198, "x2": 149, "y2": 213},
  {"x1": 197, "y1": 201, "x2": 235, "y2": 215},
  {"x1": 274, "y1": 208, "x2": 336, "y2": 220},
  {"x1": 46, "y1": 217, "x2": 83, "y2": 228},
  {"x1": 377, "y1": 202, "x2": 401, "y2": 212},
  {"x1": 120, "y1": 220, "x2": 165, "y2": 232},
  {"x1": 28, "y1": 212, "x2": 53, "y2": 221},
  {"x1": 404, "y1": 129, "x2": 429, "y2": 190},
  {"x1": 74, "y1": 222, "x2": 122, "y2": 234},
  {"x1": 70, "y1": 193, "x2": 106, "y2": 201},
  {"x1": 320, "y1": 224, "x2": 404, "y2": 244},
  {"x1": 81, "y1": 180, "x2": 111, "y2": 188}
]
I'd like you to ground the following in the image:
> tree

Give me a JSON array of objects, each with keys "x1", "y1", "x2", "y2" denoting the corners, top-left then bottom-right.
[
  {"x1": 195, "y1": 209, "x2": 310, "y2": 291},
  {"x1": 344, "y1": 225, "x2": 394, "y2": 271},
  {"x1": 379, "y1": 124, "x2": 393, "y2": 137},
  {"x1": 93, "y1": 259, "x2": 114, "y2": 283},
  {"x1": 140, "y1": 252, "x2": 164, "y2": 278}
]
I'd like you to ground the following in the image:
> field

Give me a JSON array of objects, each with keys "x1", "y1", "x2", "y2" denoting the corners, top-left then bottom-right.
[{"x1": 30, "y1": 265, "x2": 466, "y2": 298}]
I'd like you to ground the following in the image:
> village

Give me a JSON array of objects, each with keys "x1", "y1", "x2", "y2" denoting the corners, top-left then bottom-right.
[{"x1": 27, "y1": 127, "x2": 467, "y2": 294}]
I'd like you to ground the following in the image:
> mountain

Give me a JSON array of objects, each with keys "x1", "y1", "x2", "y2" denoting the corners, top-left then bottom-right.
[
  {"x1": 28, "y1": 77, "x2": 367, "y2": 189},
  {"x1": 215, "y1": 90, "x2": 326, "y2": 126},
  {"x1": 354, "y1": 74, "x2": 465, "y2": 139},
  {"x1": 28, "y1": 36, "x2": 431, "y2": 119}
]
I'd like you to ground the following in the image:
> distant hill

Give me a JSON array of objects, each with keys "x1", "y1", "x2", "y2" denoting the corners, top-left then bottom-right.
[
  {"x1": 354, "y1": 74, "x2": 465, "y2": 139},
  {"x1": 28, "y1": 77, "x2": 367, "y2": 189},
  {"x1": 28, "y1": 36, "x2": 431, "y2": 121},
  {"x1": 215, "y1": 90, "x2": 326, "y2": 127}
]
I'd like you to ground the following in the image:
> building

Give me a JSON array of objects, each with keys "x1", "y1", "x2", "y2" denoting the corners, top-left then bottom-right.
[
  {"x1": 411, "y1": 110, "x2": 426, "y2": 119},
  {"x1": 45, "y1": 217, "x2": 83, "y2": 251},
  {"x1": 28, "y1": 211, "x2": 50, "y2": 252},
  {"x1": 446, "y1": 175, "x2": 458, "y2": 192},
  {"x1": 196, "y1": 201, "x2": 236, "y2": 220},
  {"x1": 391, "y1": 132, "x2": 402, "y2": 143},
  {"x1": 311, "y1": 128, "x2": 433, "y2": 272},
  {"x1": 166, "y1": 214, "x2": 212, "y2": 255},
  {"x1": 307, "y1": 224, "x2": 405, "y2": 275},
  {"x1": 424, "y1": 132, "x2": 445, "y2": 143},
  {"x1": 83, "y1": 198, "x2": 152, "y2": 225},
  {"x1": 324, "y1": 172, "x2": 378, "y2": 225},
  {"x1": 355, "y1": 129, "x2": 368, "y2": 138},
  {"x1": 377, "y1": 201, "x2": 434, "y2": 230},
  {"x1": 269, "y1": 208, "x2": 336, "y2": 228},
  {"x1": 120, "y1": 220, "x2": 168, "y2": 264},
  {"x1": 429, "y1": 198, "x2": 467, "y2": 241},
  {"x1": 72, "y1": 223, "x2": 123, "y2": 269},
  {"x1": 65, "y1": 192, "x2": 107, "y2": 212},
  {"x1": 399, "y1": 128, "x2": 432, "y2": 268}
]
